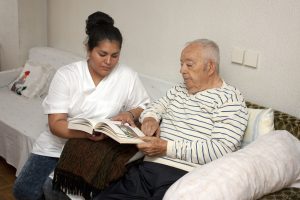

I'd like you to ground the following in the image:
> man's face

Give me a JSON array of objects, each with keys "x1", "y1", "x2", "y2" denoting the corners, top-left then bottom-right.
[{"x1": 180, "y1": 44, "x2": 210, "y2": 94}]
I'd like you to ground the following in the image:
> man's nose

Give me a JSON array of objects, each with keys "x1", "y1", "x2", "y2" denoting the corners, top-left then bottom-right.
[{"x1": 180, "y1": 65, "x2": 186, "y2": 74}]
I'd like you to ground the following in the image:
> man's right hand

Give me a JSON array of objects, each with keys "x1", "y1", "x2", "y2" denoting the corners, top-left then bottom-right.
[{"x1": 141, "y1": 117, "x2": 160, "y2": 137}]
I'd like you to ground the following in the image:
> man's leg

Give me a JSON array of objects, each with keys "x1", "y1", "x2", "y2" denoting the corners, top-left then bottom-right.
[
  {"x1": 144, "y1": 162, "x2": 187, "y2": 200},
  {"x1": 93, "y1": 163, "x2": 150, "y2": 200},
  {"x1": 13, "y1": 153, "x2": 58, "y2": 200},
  {"x1": 94, "y1": 161, "x2": 187, "y2": 200}
]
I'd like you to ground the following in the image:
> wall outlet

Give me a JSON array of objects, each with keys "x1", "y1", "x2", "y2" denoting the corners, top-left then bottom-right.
[
  {"x1": 244, "y1": 50, "x2": 259, "y2": 68},
  {"x1": 231, "y1": 47, "x2": 244, "y2": 64}
]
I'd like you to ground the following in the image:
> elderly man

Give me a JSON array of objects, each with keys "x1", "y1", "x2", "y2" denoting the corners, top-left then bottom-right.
[{"x1": 94, "y1": 39, "x2": 249, "y2": 200}]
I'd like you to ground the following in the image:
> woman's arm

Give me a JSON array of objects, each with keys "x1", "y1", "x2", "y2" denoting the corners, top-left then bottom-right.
[
  {"x1": 48, "y1": 113, "x2": 106, "y2": 141},
  {"x1": 111, "y1": 107, "x2": 144, "y2": 127}
]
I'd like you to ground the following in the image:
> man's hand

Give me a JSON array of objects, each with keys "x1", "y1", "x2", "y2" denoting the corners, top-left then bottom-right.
[
  {"x1": 141, "y1": 117, "x2": 160, "y2": 136},
  {"x1": 137, "y1": 136, "x2": 167, "y2": 157}
]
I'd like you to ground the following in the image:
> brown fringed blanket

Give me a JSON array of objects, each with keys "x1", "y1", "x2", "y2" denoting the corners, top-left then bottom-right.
[{"x1": 53, "y1": 138, "x2": 139, "y2": 199}]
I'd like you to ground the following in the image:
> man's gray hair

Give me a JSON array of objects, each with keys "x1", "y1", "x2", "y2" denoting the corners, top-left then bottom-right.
[{"x1": 187, "y1": 39, "x2": 220, "y2": 72}]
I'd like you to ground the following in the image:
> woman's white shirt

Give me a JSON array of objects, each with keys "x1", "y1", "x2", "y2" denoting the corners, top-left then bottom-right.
[{"x1": 32, "y1": 60, "x2": 150, "y2": 157}]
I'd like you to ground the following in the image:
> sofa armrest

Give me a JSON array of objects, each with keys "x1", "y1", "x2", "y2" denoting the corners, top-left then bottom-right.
[{"x1": 0, "y1": 68, "x2": 22, "y2": 88}]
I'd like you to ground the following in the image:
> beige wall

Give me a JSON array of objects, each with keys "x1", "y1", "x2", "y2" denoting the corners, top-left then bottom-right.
[
  {"x1": 0, "y1": 0, "x2": 47, "y2": 70},
  {"x1": 18, "y1": 0, "x2": 48, "y2": 66},
  {"x1": 47, "y1": 0, "x2": 300, "y2": 118},
  {"x1": 0, "y1": 0, "x2": 19, "y2": 70}
]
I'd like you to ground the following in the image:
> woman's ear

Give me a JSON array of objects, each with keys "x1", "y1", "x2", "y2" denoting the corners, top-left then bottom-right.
[
  {"x1": 86, "y1": 50, "x2": 91, "y2": 59},
  {"x1": 84, "y1": 40, "x2": 91, "y2": 59}
]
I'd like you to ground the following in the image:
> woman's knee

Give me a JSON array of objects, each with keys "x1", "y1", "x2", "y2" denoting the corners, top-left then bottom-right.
[
  {"x1": 13, "y1": 178, "x2": 44, "y2": 200},
  {"x1": 12, "y1": 179, "x2": 24, "y2": 200},
  {"x1": 13, "y1": 154, "x2": 58, "y2": 200},
  {"x1": 43, "y1": 177, "x2": 71, "y2": 200}
]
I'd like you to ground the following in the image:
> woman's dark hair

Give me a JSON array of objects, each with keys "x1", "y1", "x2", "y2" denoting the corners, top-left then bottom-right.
[{"x1": 85, "y1": 11, "x2": 123, "y2": 51}]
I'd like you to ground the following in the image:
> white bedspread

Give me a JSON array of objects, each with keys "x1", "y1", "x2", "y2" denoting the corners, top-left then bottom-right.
[
  {"x1": 0, "y1": 47, "x2": 83, "y2": 175},
  {"x1": 0, "y1": 88, "x2": 47, "y2": 175}
]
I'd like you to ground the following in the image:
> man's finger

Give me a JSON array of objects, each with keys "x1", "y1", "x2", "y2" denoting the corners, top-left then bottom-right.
[{"x1": 155, "y1": 127, "x2": 161, "y2": 137}]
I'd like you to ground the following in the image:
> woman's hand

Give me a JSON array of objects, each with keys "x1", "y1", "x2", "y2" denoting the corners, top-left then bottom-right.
[
  {"x1": 111, "y1": 111, "x2": 136, "y2": 127},
  {"x1": 111, "y1": 108, "x2": 144, "y2": 127},
  {"x1": 141, "y1": 117, "x2": 160, "y2": 136},
  {"x1": 137, "y1": 136, "x2": 167, "y2": 157},
  {"x1": 87, "y1": 132, "x2": 108, "y2": 141}
]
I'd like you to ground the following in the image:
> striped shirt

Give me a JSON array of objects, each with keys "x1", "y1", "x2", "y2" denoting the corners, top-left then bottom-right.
[{"x1": 140, "y1": 81, "x2": 249, "y2": 172}]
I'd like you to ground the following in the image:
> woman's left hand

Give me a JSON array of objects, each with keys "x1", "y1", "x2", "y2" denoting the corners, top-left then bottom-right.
[{"x1": 111, "y1": 111, "x2": 136, "y2": 127}]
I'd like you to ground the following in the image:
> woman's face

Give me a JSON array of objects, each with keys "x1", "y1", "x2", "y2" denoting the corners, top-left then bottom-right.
[{"x1": 88, "y1": 39, "x2": 121, "y2": 81}]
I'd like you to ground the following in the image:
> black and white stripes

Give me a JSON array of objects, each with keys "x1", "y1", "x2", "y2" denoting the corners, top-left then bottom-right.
[{"x1": 141, "y1": 82, "x2": 248, "y2": 171}]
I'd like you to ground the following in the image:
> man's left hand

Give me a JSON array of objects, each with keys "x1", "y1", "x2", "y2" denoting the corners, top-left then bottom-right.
[{"x1": 137, "y1": 136, "x2": 167, "y2": 157}]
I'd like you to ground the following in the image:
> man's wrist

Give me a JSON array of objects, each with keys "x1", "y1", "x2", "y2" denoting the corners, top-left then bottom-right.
[{"x1": 140, "y1": 113, "x2": 161, "y2": 123}]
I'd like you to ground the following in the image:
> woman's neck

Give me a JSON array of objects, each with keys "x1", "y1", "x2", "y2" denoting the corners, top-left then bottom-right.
[{"x1": 87, "y1": 62, "x2": 104, "y2": 87}]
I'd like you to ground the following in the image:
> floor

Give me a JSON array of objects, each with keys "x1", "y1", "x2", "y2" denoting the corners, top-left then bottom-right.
[{"x1": 0, "y1": 157, "x2": 16, "y2": 200}]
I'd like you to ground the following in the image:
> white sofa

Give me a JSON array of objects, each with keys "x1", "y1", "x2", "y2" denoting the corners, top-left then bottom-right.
[{"x1": 0, "y1": 46, "x2": 172, "y2": 176}]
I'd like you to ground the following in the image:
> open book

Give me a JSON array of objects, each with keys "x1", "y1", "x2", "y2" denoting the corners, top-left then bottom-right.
[{"x1": 68, "y1": 118, "x2": 144, "y2": 144}]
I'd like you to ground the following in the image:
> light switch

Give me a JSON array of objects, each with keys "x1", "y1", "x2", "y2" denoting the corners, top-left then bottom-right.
[
  {"x1": 244, "y1": 50, "x2": 259, "y2": 68},
  {"x1": 231, "y1": 47, "x2": 244, "y2": 64}
]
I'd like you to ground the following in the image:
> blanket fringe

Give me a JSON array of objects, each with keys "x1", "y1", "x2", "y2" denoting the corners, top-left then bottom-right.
[{"x1": 53, "y1": 169, "x2": 99, "y2": 199}]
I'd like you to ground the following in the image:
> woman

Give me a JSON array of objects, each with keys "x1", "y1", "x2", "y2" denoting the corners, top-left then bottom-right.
[{"x1": 13, "y1": 11, "x2": 150, "y2": 200}]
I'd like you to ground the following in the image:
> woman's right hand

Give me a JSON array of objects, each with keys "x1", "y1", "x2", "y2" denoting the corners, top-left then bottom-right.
[
  {"x1": 141, "y1": 117, "x2": 160, "y2": 137},
  {"x1": 87, "y1": 132, "x2": 108, "y2": 141}
]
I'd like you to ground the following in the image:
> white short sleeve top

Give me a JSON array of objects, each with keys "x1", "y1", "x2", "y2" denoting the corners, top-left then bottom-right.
[{"x1": 32, "y1": 60, "x2": 150, "y2": 157}]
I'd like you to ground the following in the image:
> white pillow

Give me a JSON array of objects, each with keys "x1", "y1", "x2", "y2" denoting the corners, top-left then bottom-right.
[
  {"x1": 164, "y1": 130, "x2": 300, "y2": 200},
  {"x1": 9, "y1": 61, "x2": 54, "y2": 98},
  {"x1": 39, "y1": 67, "x2": 56, "y2": 98},
  {"x1": 242, "y1": 108, "x2": 275, "y2": 147}
]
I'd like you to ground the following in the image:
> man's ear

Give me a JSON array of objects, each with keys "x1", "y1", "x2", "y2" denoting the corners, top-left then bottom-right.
[{"x1": 207, "y1": 61, "x2": 216, "y2": 76}]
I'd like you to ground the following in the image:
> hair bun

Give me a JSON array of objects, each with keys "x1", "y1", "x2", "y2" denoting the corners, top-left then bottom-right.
[{"x1": 86, "y1": 11, "x2": 114, "y2": 35}]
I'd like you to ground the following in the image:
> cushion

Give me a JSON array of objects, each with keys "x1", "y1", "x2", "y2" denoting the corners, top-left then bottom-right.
[
  {"x1": 242, "y1": 108, "x2": 275, "y2": 147},
  {"x1": 163, "y1": 130, "x2": 300, "y2": 200},
  {"x1": 38, "y1": 68, "x2": 56, "y2": 98},
  {"x1": 9, "y1": 61, "x2": 54, "y2": 98}
]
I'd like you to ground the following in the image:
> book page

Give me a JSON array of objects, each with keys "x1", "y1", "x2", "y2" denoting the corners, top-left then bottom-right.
[
  {"x1": 103, "y1": 121, "x2": 144, "y2": 137},
  {"x1": 68, "y1": 118, "x2": 145, "y2": 143},
  {"x1": 68, "y1": 118, "x2": 95, "y2": 134},
  {"x1": 68, "y1": 118, "x2": 97, "y2": 127},
  {"x1": 94, "y1": 121, "x2": 145, "y2": 144},
  {"x1": 68, "y1": 118, "x2": 110, "y2": 134}
]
